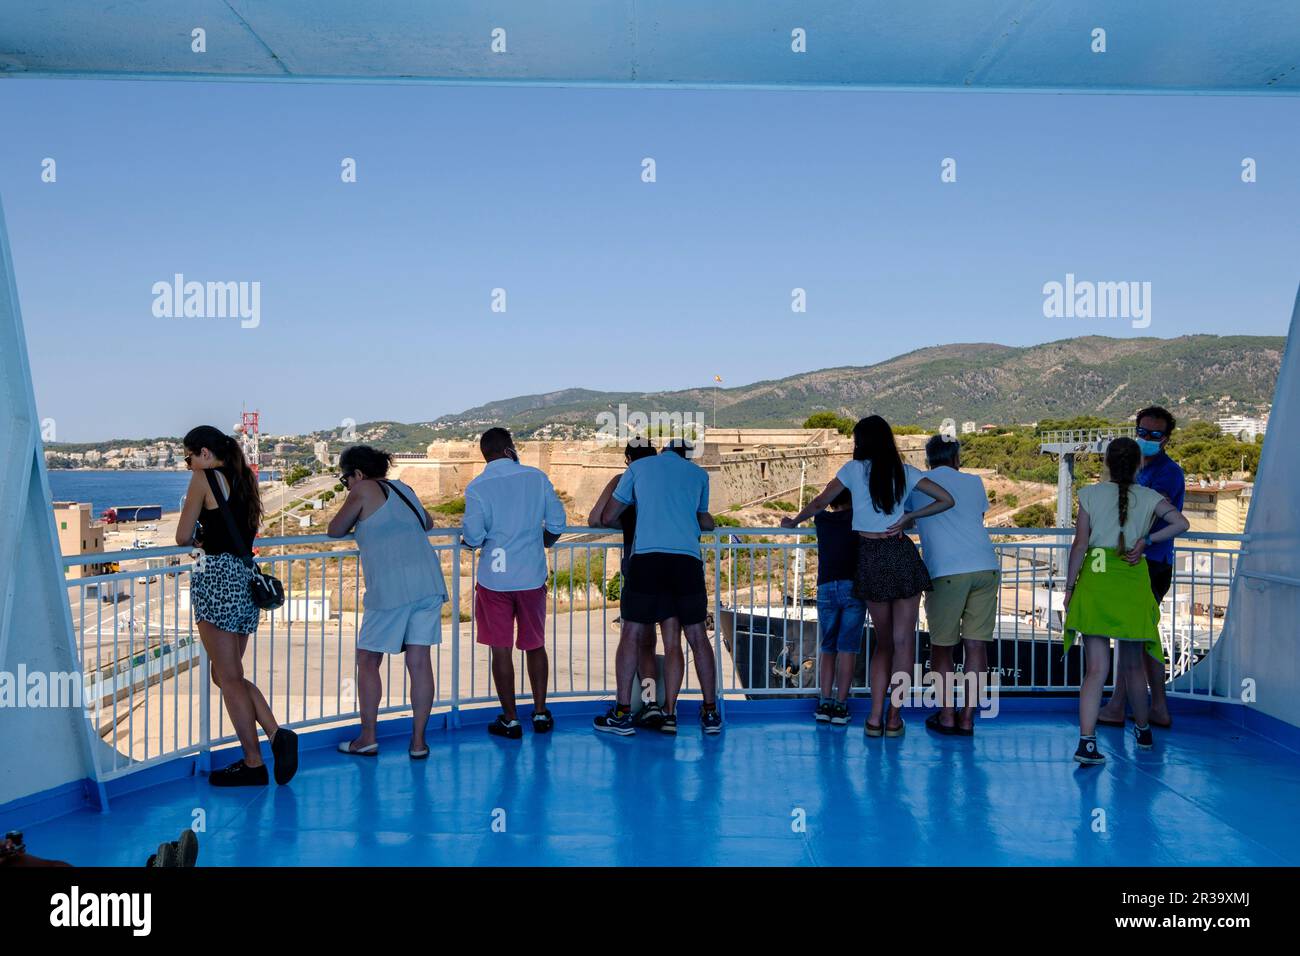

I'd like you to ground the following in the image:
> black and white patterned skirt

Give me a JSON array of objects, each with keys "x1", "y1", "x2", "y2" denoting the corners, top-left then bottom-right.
[
  {"x1": 192, "y1": 551, "x2": 261, "y2": 635},
  {"x1": 852, "y1": 535, "x2": 933, "y2": 603}
]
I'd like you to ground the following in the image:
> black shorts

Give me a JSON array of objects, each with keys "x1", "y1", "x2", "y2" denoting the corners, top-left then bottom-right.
[
  {"x1": 621, "y1": 553, "x2": 708, "y2": 626},
  {"x1": 1147, "y1": 559, "x2": 1173, "y2": 603}
]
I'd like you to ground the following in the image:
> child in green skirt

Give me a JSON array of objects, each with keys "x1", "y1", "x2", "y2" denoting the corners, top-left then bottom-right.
[{"x1": 1063, "y1": 437, "x2": 1189, "y2": 765}]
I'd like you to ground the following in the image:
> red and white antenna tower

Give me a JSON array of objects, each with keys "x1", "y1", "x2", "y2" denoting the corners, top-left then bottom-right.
[{"x1": 238, "y1": 409, "x2": 261, "y2": 477}]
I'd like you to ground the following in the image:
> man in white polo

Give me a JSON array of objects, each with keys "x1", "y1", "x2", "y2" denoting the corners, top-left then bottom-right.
[
  {"x1": 462, "y1": 428, "x2": 567, "y2": 739},
  {"x1": 908, "y1": 434, "x2": 1000, "y2": 736}
]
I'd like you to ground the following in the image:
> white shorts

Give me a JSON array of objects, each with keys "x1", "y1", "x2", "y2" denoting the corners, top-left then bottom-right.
[{"x1": 357, "y1": 596, "x2": 444, "y2": 655}]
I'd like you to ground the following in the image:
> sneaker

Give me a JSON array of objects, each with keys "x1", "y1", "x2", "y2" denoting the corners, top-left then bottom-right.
[
  {"x1": 700, "y1": 705, "x2": 723, "y2": 735},
  {"x1": 532, "y1": 709, "x2": 554, "y2": 734},
  {"x1": 814, "y1": 701, "x2": 833, "y2": 723},
  {"x1": 830, "y1": 702, "x2": 850, "y2": 726},
  {"x1": 488, "y1": 715, "x2": 523, "y2": 739},
  {"x1": 208, "y1": 760, "x2": 269, "y2": 787},
  {"x1": 633, "y1": 702, "x2": 665, "y2": 730},
  {"x1": 593, "y1": 706, "x2": 636, "y2": 736},
  {"x1": 271, "y1": 727, "x2": 299, "y2": 785},
  {"x1": 1133, "y1": 723, "x2": 1154, "y2": 750},
  {"x1": 1073, "y1": 736, "x2": 1105, "y2": 766},
  {"x1": 176, "y1": 829, "x2": 199, "y2": 867},
  {"x1": 659, "y1": 713, "x2": 678, "y2": 736}
]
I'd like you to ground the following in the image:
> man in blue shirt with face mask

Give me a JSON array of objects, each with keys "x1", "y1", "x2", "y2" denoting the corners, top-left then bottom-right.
[{"x1": 1098, "y1": 405, "x2": 1184, "y2": 730}]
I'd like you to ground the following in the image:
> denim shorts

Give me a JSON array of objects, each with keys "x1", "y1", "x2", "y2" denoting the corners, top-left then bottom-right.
[{"x1": 817, "y1": 580, "x2": 867, "y2": 654}]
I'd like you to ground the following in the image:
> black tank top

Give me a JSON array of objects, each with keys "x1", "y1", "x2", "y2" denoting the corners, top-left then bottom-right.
[{"x1": 199, "y1": 472, "x2": 252, "y2": 556}]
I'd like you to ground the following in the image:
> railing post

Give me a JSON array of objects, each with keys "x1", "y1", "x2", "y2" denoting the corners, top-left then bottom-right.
[
  {"x1": 450, "y1": 534, "x2": 461, "y2": 729},
  {"x1": 712, "y1": 529, "x2": 724, "y2": 716}
]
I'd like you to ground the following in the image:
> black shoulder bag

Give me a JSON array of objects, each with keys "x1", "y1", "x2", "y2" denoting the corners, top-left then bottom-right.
[
  {"x1": 204, "y1": 470, "x2": 286, "y2": 611},
  {"x1": 380, "y1": 479, "x2": 429, "y2": 530}
]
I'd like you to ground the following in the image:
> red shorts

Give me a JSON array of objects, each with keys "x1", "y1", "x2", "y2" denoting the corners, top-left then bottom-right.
[{"x1": 474, "y1": 584, "x2": 547, "y2": 651}]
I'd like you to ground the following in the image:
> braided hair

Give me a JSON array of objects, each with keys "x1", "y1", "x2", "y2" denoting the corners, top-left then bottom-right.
[{"x1": 1106, "y1": 437, "x2": 1142, "y2": 553}]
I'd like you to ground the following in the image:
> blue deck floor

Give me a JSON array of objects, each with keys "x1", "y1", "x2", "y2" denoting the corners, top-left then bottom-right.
[{"x1": 19, "y1": 704, "x2": 1300, "y2": 866}]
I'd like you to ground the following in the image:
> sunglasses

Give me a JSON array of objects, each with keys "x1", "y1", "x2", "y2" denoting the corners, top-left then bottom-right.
[{"x1": 1135, "y1": 427, "x2": 1167, "y2": 440}]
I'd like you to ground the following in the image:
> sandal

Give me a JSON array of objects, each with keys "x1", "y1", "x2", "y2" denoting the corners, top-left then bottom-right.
[
  {"x1": 337, "y1": 741, "x2": 378, "y2": 756},
  {"x1": 884, "y1": 718, "x2": 906, "y2": 738},
  {"x1": 925, "y1": 713, "x2": 959, "y2": 736},
  {"x1": 408, "y1": 747, "x2": 430, "y2": 760},
  {"x1": 864, "y1": 720, "x2": 884, "y2": 738}
]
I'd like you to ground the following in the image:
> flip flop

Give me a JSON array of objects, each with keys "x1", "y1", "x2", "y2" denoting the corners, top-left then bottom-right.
[
  {"x1": 884, "y1": 719, "x2": 906, "y2": 738},
  {"x1": 409, "y1": 747, "x2": 430, "y2": 760},
  {"x1": 925, "y1": 713, "x2": 959, "y2": 736},
  {"x1": 337, "y1": 741, "x2": 378, "y2": 756},
  {"x1": 864, "y1": 720, "x2": 884, "y2": 738}
]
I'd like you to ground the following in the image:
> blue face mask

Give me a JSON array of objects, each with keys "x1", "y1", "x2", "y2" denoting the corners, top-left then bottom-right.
[{"x1": 1137, "y1": 438, "x2": 1162, "y2": 457}]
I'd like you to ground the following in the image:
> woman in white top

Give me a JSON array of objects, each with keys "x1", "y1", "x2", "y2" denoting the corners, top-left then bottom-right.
[
  {"x1": 1064, "y1": 437, "x2": 1188, "y2": 766},
  {"x1": 784, "y1": 415, "x2": 954, "y2": 738},
  {"x1": 328, "y1": 446, "x2": 449, "y2": 759}
]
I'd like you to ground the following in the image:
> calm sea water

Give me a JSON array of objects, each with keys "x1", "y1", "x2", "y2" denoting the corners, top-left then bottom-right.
[{"x1": 47, "y1": 469, "x2": 279, "y2": 515}]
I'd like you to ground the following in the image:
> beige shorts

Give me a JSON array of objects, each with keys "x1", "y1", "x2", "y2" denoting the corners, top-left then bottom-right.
[
  {"x1": 357, "y1": 596, "x2": 444, "y2": 655},
  {"x1": 924, "y1": 569, "x2": 1000, "y2": 647}
]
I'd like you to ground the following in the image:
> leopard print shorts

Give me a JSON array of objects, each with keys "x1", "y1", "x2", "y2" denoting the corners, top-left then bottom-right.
[{"x1": 192, "y1": 551, "x2": 261, "y2": 635}]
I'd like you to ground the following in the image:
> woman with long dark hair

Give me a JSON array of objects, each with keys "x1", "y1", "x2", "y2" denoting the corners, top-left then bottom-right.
[
  {"x1": 175, "y1": 425, "x2": 297, "y2": 787},
  {"x1": 1063, "y1": 437, "x2": 1189, "y2": 765},
  {"x1": 784, "y1": 415, "x2": 954, "y2": 737}
]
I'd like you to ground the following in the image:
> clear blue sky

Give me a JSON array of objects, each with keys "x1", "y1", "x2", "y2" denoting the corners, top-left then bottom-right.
[{"x1": 1, "y1": 78, "x2": 1297, "y2": 442}]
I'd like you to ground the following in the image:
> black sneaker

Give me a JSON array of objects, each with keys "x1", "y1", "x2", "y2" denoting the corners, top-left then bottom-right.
[
  {"x1": 176, "y1": 829, "x2": 199, "y2": 867},
  {"x1": 271, "y1": 727, "x2": 299, "y2": 785},
  {"x1": 208, "y1": 760, "x2": 269, "y2": 787},
  {"x1": 1133, "y1": 723, "x2": 1154, "y2": 750},
  {"x1": 488, "y1": 715, "x2": 523, "y2": 739},
  {"x1": 814, "y1": 701, "x2": 833, "y2": 723},
  {"x1": 1073, "y1": 737, "x2": 1105, "y2": 766},
  {"x1": 593, "y1": 706, "x2": 635, "y2": 736},
  {"x1": 532, "y1": 709, "x2": 554, "y2": 734},
  {"x1": 633, "y1": 702, "x2": 665, "y2": 729},
  {"x1": 659, "y1": 713, "x2": 678, "y2": 736},
  {"x1": 700, "y1": 705, "x2": 723, "y2": 735},
  {"x1": 830, "y1": 702, "x2": 850, "y2": 726}
]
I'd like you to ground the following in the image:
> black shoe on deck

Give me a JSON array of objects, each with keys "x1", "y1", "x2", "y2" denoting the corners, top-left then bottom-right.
[
  {"x1": 208, "y1": 760, "x2": 269, "y2": 787},
  {"x1": 177, "y1": 829, "x2": 199, "y2": 867},
  {"x1": 815, "y1": 701, "x2": 833, "y2": 723},
  {"x1": 593, "y1": 706, "x2": 635, "y2": 736},
  {"x1": 830, "y1": 702, "x2": 850, "y2": 726},
  {"x1": 659, "y1": 713, "x2": 678, "y2": 736},
  {"x1": 633, "y1": 702, "x2": 665, "y2": 730},
  {"x1": 1133, "y1": 723, "x2": 1154, "y2": 750},
  {"x1": 700, "y1": 705, "x2": 723, "y2": 735},
  {"x1": 271, "y1": 727, "x2": 299, "y2": 785},
  {"x1": 532, "y1": 709, "x2": 555, "y2": 734},
  {"x1": 1073, "y1": 737, "x2": 1105, "y2": 766},
  {"x1": 488, "y1": 715, "x2": 523, "y2": 739}
]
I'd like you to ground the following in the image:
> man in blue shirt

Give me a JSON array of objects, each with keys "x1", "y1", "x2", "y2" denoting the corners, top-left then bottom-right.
[
  {"x1": 593, "y1": 440, "x2": 721, "y2": 736},
  {"x1": 1098, "y1": 406, "x2": 1185, "y2": 730}
]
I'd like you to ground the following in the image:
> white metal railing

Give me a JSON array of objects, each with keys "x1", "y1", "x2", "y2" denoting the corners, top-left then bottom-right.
[{"x1": 60, "y1": 525, "x2": 1244, "y2": 781}]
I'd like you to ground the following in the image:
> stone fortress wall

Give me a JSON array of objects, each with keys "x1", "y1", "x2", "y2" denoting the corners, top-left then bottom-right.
[{"x1": 391, "y1": 428, "x2": 930, "y2": 516}]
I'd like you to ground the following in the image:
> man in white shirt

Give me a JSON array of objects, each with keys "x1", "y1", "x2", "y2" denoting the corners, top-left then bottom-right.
[
  {"x1": 462, "y1": 428, "x2": 567, "y2": 739},
  {"x1": 594, "y1": 440, "x2": 721, "y2": 736},
  {"x1": 908, "y1": 435, "x2": 1001, "y2": 736}
]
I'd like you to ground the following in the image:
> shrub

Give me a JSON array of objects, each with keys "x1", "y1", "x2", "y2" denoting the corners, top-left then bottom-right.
[{"x1": 433, "y1": 497, "x2": 466, "y2": 515}]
